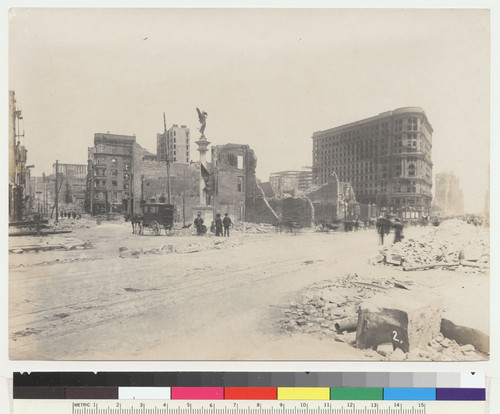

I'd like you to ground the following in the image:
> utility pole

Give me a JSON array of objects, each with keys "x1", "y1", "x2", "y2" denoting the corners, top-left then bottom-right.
[
  {"x1": 55, "y1": 160, "x2": 59, "y2": 222},
  {"x1": 164, "y1": 113, "x2": 172, "y2": 204},
  {"x1": 105, "y1": 190, "x2": 109, "y2": 220},
  {"x1": 182, "y1": 167, "x2": 186, "y2": 226},
  {"x1": 90, "y1": 167, "x2": 94, "y2": 217}
]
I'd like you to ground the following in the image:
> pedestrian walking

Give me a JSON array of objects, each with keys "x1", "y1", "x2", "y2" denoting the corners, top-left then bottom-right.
[
  {"x1": 215, "y1": 213, "x2": 223, "y2": 237},
  {"x1": 393, "y1": 218, "x2": 403, "y2": 244},
  {"x1": 376, "y1": 216, "x2": 387, "y2": 245},
  {"x1": 194, "y1": 212, "x2": 204, "y2": 236},
  {"x1": 223, "y1": 213, "x2": 232, "y2": 237}
]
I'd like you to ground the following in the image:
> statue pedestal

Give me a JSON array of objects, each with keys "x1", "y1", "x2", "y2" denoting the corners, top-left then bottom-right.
[{"x1": 191, "y1": 205, "x2": 214, "y2": 228}]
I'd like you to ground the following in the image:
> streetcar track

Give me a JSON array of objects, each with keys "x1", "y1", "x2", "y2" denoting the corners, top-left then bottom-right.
[
  {"x1": 10, "y1": 255, "x2": 335, "y2": 350},
  {"x1": 9, "y1": 248, "x2": 332, "y2": 320}
]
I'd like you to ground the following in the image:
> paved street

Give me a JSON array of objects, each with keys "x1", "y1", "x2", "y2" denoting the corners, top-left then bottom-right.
[{"x1": 9, "y1": 220, "x2": 489, "y2": 360}]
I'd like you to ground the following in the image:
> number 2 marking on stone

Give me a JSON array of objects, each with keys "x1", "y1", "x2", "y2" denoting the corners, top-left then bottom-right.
[{"x1": 393, "y1": 330, "x2": 403, "y2": 343}]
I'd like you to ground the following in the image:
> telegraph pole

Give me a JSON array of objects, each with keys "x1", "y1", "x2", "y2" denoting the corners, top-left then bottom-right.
[
  {"x1": 182, "y1": 167, "x2": 186, "y2": 226},
  {"x1": 164, "y1": 113, "x2": 172, "y2": 204},
  {"x1": 55, "y1": 160, "x2": 59, "y2": 222}
]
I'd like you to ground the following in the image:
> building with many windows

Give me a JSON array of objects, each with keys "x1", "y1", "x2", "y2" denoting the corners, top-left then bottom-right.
[
  {"x1": 157, "y1": 124, "x2": 190, "y2": 164},
  {"x1": 9, "y1": 90, "x2": 31, "y2": 221},
  {"x1": 87, "y1": 133, "x2": 135, "y2": 214},
  {"x1": 269, "y1": 169, "x2": 313, "y2": 197},
  {"x1": 312, "y1": 107, "x2": 433, "y2": 219},
  {"x1": 52, "y1": 163, "x2": 87, "y2": 207}
]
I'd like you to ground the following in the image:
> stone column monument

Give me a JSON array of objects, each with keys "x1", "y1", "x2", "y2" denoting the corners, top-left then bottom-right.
[{"x1": 192, "y1": 107, "x2": 214, "y2": 227}]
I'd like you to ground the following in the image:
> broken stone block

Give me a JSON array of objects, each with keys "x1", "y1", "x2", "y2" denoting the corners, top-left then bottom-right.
[
  {"x1": 376, "y1": 343, "x2": 394, "y2": 357},
  {"x1": 441, "y1": 318, "x2": 489, "y2": 354},
  {"x1": 460, "y1": 245, "x2": 482, "y2": 261},
  {"x1": 386, "y1": 254, "x2": 403, "y2": 266},
  {"x1": 321, "y1": 291, "x2": 347, "y2": 304},
  {"x1": 460, "y1": 344, "x2": 476, "y2": 353},
  {"x1": 356, "y1": 290, "x2": 442, "y2": 353}
]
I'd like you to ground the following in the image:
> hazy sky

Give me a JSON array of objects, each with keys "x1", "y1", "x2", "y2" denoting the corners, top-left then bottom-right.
[{"x1": 9, "y1": 8, "x2": 490, "y2": 213}]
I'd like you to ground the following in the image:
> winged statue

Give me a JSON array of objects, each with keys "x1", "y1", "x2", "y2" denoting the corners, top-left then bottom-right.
[{"x1": 196, "y1": 107, "x2": 208, "y2": 136}]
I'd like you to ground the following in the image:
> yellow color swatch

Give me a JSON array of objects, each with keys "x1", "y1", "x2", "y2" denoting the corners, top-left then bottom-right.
[{"x1": 277, "y1": 387, "x2": 330, "y2": 400}]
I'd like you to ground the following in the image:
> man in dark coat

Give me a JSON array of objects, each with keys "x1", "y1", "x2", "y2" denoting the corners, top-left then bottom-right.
[
  {"x1": 194, "y1": 212, "x2": 204, "y2": 236},
  {"x1": 215, "y1": 213, "x2": 223, "y2": 236},
  {"x1": 393, "y1": 218, "x2": 403, "y2": 244},
  {"x1": 223, "y1": 213, "x2": 232, "y2": 237},
  {"x1": 376, "y1": 216, "x2": 387, "y2": 245}
]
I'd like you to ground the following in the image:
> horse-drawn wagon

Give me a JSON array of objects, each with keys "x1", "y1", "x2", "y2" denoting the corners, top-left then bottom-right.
[
  {"x1": 125, "y1": 202, "x2": 175, "y2": 235},
  {"x1": 142, "y1": 202, "x2": 174, "y2": 235}
]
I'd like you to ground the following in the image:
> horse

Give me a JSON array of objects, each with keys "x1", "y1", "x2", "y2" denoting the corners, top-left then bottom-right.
[{"x1": 124, "y1": 213, "x2": 144, "y2": 235}]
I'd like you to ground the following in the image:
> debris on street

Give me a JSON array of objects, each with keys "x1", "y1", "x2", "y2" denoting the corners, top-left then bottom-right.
[
  {"x1": 118, "y1": 238, "x2": 242, "y2": 257},
  {"x1": 279, "y1": 272, "x2": 486, "y2": 361},
  {"x1": 372, "y1": 219, "x2": 489, "y2": 272}
]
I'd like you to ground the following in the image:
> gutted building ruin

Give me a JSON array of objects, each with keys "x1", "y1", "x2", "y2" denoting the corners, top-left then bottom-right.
[{"x1": 211, "y1": 143, "x2": 278, "y2": 224}]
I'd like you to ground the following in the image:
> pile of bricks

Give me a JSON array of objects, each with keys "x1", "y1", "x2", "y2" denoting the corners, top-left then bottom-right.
[
  {"x1": 280, "y1": 274, "x2": 390, "y2": 340},
  {"x1": 374, "y1": 219, "x2": 489, "y2": 271}
]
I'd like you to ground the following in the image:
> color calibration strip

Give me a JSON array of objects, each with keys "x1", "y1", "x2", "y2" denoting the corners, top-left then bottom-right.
[
  {"x1": 13, "y1": 386, "x2": 485, "y2": 401},
  {"x1": 13, "y1": 372, "x2": 485, "y2": 401}
]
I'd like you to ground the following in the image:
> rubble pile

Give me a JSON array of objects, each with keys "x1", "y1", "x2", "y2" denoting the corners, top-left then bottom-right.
[
  {"x1": 232, "y1": 222, "x2": 275, "y2": 233},
  {"x1": 171, "y1": 223, "x2": 197, "y2": 237},
  {"x1": 374, "y1": 219, "x2": 489, "y2": 271},
  {"x1": 368, "y1": 333, "x2": 484, "y2": 361},
  {"x1": 9, "y1": 238, "x2": 93, "y2": 254},
  {"x1": 280, "y1": 274, "x2": 392, "y2": 337},
  {"x1": 18, "y1": 255, "x2": 101, "y2": 268},
  {"x1": 280, "y1": 273, "x2": 485, "y2": 361}
]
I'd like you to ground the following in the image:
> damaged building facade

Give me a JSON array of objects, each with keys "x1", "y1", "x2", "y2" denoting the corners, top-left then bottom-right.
[
  {"x1": 210, "y1": 144, "x2": 278, "y2": 224},
  {"x1": 86, "y1": 133, "x2": 136, "y2": 214},
  {"x1": 9, "y1": 90, "x2": 32, "y2": 221},
  {"x1": 132, "y1": 142, "x2": 201, "y2": 225},
  {"x1": 269, "y1": 169, "x2": 313, "y2": 197},
  {"x1": 52, "y1": 163, "x2": 87, "y2": 208},
  {"x1": 312, "y1": 107, "x2": 433, "y2": 219}
]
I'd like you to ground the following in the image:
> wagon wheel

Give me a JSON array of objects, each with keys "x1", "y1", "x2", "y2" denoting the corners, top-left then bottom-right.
[
  {"x1": 150, "y1": 221, "x2": 161, "y2": 236},
  {"x1": 165, "y1": 224, "x2": 174, "y2": 237}
]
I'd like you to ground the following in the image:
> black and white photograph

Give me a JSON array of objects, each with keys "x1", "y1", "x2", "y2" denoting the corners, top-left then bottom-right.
[{"x1": 8, "y1": 8, "x2": 490, "y2": 361}]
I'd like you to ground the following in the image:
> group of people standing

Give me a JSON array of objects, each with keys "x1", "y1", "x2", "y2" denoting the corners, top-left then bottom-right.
[
  {"x1": 57, "y1": 210, "x2": 81, "y2": 220},
  {"x1": 194, "y1": 212, "x2": 232, "y2": 237},
  {"x1": 376, "y1": 215, "x2": 403, "y2": 245}
]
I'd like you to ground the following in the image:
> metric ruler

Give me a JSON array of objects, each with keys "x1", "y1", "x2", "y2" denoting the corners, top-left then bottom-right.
[{"x1": 13, "y1": 400, "x2": 485, "y2": 414}]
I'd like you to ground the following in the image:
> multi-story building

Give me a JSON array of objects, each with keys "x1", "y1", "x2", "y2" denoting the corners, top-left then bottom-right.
[
  {"x1": 434, "y1": 172, "x2": 464, "y2": 216},
  {"x1": 87, "y1": 133, "x2": 135, "y2": 214},
  {"x1": 269, "y1": 169, "x2": 313, "y2": 196},
  {"x1": 9, "y1": 90, "x2": 31, "y2": 221},
  {"x1": 312, "y1": 107, "x2": 433, "y2": 219},
  {"x1": 157, "y1": 124, "x2": 190, "y2": 164},
  {"x1": 52, "y1": 163, "x2": 87, "y2": 207}
]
